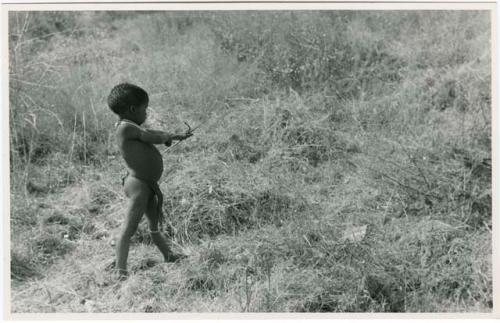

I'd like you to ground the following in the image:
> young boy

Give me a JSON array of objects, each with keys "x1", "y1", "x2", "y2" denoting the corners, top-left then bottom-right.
[{"x1": 107, "y1": 83, "x2": 192, "y2": 278}]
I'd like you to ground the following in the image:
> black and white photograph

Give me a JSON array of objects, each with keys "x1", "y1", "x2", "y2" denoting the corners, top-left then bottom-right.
[{"x1": 6, "y1": 4, "x2": 494, "y2": 315}]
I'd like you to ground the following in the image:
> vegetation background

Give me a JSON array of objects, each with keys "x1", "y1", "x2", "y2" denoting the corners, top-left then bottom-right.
[{"x1": 9, "y1": 11, "x2": 492, "y2": 312}]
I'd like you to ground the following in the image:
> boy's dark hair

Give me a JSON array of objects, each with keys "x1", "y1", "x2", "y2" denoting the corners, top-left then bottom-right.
[{"x1": 107, "y1": 83, "x2": 149, "y2": 116}]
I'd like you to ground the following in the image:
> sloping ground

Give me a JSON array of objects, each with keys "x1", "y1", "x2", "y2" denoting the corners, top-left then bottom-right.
[{"x1": 10, "y1": 140, "x2": 491, "y2": 312}]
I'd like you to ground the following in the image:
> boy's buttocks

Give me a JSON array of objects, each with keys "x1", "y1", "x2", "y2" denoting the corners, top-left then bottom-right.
[{"x1": 121, "y1": 140, "x2": 163, "y2": 182}]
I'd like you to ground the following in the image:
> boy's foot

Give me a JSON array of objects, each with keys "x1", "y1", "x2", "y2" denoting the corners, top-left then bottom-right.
[
  {"x1": 165, "y1": 252, "x2": 187, "y2": 263},
  {"x1": 114, "y1": 269, "x2": 128, "y2": 281},
  {"x1": 104, "y1": 260, "x2": 128, "y2": 280}
]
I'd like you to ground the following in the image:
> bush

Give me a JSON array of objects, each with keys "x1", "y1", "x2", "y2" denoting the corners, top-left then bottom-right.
[
  {"x1": 208, "y1": 11, "x2": 404, "y2": 96},
  {"x1": 11, "y1": 250, "x2": 39, "y2": 281},
  {"x1": 163, "y1": 156, "x2": 305, "y2": 242}
]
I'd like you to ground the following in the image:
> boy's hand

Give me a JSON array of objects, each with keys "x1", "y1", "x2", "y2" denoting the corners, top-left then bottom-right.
[
  {"x1": 163, "y1": 132, "x2": 191, "y2": 146},
  {"x1": 162, "y1": 122, "x2": 196, "y2": 147},
  {"x1": 163, "y1": 134, "x2": 173, "y2": 146}
]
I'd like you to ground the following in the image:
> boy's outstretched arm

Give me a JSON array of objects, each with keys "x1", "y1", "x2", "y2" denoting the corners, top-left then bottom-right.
[
  {"x1": 119, "y1": 124, "x2": 171, "y2": 144},
  {"x1": 118, "y1": 124, "x2": 193, "y2": 145},
  {"x1": 145, "y1": 129, "x2": 192, "y2": 144}
]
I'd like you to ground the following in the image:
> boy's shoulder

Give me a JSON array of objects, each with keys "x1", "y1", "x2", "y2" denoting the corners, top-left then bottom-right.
[
  {"x1": 116, "y1": 119, "x2": 142, "y2": 129},
  {"x1": 115, "y1": 120, "x2": 143, "y2": 140}
]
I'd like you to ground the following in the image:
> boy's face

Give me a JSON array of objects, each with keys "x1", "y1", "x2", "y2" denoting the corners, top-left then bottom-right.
[{"x1": 129, "y1": 101, "x2": 148, "y2": 125}]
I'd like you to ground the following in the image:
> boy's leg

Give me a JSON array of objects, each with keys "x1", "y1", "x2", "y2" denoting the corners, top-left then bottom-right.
[
  {"x1": 145, "y1": 196, "x2": 185, "y2": 262},
  {"x1": 116, "y1": 177, "x2": 152, "y2": 276},
  {"x1": 145, "y1": 196, "x2": 172, "y2": 261}
]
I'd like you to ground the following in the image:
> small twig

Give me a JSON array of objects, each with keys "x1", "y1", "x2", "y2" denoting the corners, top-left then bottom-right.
[
  {"x1": 149, "y1": 91, "x2": 170, "y2": 97},
  {"x1": 68, "y1": 112, "x2": 77, "y2": 162},
  {"x1": 13, "y1": 12, "x2": 31, "y2": 52},
  {"x1": 363, "y1": 163, "x2": 439, "y2": 200},
  {"x1": 21, "y1": 94, "x2": 65, "y2": 130},
  {"x1": 398, "y1": 143, "x2": 433, "y2": 192},
  {"x1": 44, "y1": 284, "x2": 56, "y2": 312},
  {"x1": 11, "y1": 77, "x2": 57, "y2": 89},
  {"x1": 15, "y1": 27, "x2": 91, "y2": 47},
  {"x1": 225, "y1": 97, "x2": 260, "y2": 102},
  {"x1": 162, "y1": 167, "x2": 177, "y2": 180},
  {"x1": 82, "y1": 110, "x2": 87, "y2": 165},
  {"x1": 245, "y1": 267, "x2": 252, "y2": 311}
]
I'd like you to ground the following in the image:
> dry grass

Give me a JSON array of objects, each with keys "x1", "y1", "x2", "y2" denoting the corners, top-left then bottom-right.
[{"x1": 9, "y1": 11, "x2": 491, "y2": 313}]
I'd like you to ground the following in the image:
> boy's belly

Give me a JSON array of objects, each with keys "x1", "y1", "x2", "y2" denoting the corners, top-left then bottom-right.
[{"x1": 120, "y1": 141, "x2": 163, "y2": 182}]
